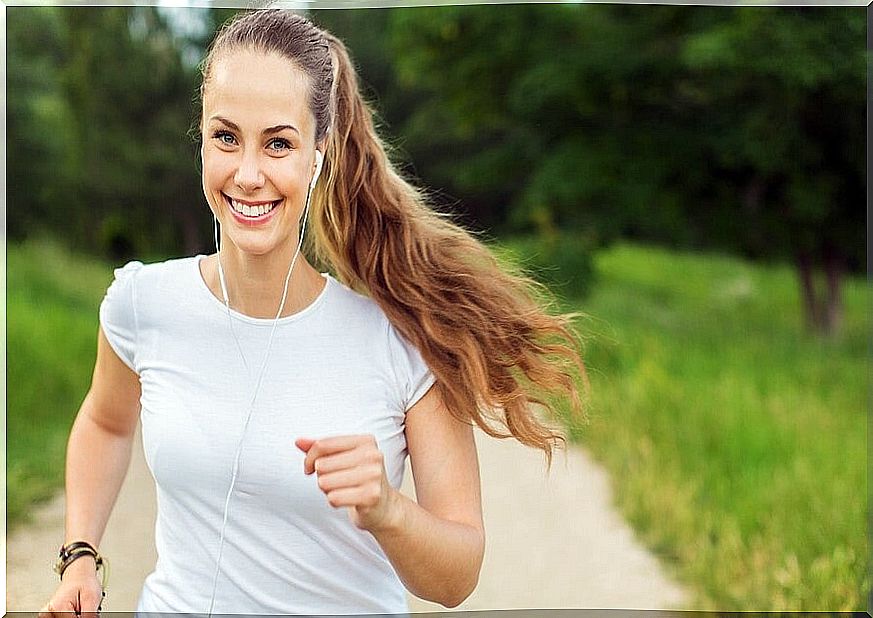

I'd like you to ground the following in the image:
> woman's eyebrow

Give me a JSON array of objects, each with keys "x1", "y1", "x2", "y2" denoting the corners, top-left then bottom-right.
[
  {"x1": 210, "y1": 115, "x2": 300, "y2": 137},
  {"x1": 264, "y1": 124, "x2": 300, "y2": 137}
]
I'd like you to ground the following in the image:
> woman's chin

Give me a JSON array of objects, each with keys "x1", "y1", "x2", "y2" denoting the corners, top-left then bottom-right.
[
  {"x1": 220, "y1": 230, "x2": 302, "y2": 260},
  {"x1": 224, "y1": 239, "x2": 277, "y2": 257}
]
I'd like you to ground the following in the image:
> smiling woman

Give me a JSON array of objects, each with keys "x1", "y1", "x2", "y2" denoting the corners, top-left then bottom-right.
[
  {"x1": 39, "y1": 8, "x2": 589, "y2": 617},
  {"x1": 200, "y1": 51, "x2": 318, "y2": 275}
]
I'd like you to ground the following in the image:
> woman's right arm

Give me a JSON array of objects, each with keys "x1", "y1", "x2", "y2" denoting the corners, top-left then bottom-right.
[{"x1": 40, "y1": 326, "x2": 142, "y2": 616}]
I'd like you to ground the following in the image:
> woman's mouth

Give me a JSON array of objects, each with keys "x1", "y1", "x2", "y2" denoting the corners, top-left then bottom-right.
[{"x1": 223, "y1": 193, "x2": 282, "y2": 224}]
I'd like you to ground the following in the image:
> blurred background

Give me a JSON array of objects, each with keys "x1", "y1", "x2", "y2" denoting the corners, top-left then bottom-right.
[{"x1": 7, "y1": 4, "x2": 867, "y2": 611}]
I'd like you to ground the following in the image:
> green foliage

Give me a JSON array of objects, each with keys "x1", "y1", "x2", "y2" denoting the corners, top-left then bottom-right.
[
  {"x1": 678, "y1": 7, "x2": 865, "y2": 268},
  {"x1": 574, "y1": 242, "x2": 868, "y2": 609},
  {"x1": 7, "y1": 7, "x2": 75, "y2": 241},
  {"x1": 7, "y1": 239, "x2": 113, "y2": 528},
  {"x1": 7, "y1": 7, "x2": 208, "y2": 258},
  {"x1": 388, "y1": 5, "x2": 864, "y2": 275},
  {"x1": 389, "y1": 5, "x2": 706, "y2": 240}
]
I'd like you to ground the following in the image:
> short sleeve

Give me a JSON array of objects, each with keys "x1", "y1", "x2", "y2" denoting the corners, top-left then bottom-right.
[
  {"x1": 98, "y1": 260, "x2": 144, "y2": 372},
  {"x1": 386, "y1": 320, "x2": 436, "y2": 412}
]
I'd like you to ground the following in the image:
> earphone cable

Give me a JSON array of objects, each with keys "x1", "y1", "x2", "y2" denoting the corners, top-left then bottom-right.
[
  {"x1": 206, "y1": 184, "x2": 314, "y2": 616},
  {"x1": 214, "y1": 216, "x2": 251, "y2": 376}
]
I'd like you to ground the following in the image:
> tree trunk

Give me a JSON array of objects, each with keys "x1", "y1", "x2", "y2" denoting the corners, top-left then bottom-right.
[
  {"x1": 795, "y1": 250, "x2": 822, "y2": 333},
  {"x1": 822, "y1": 246, "x2": 844, "y2": 336},
  {"x1": 743, "y1": 178, "x2": 765, "y2": 254},
  {"x1": 794, "y1": 248, "x2": 844, "y2": 338}
]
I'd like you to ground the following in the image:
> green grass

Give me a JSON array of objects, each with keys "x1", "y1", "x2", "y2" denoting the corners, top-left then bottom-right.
[
  {"x1": 7, "y1": 236, "x2": 868, "y2": 610},
  {"x1": 7, "y1": 238, "x2": 114, "y2": 529},
  {"x1": 542, "y1": 240, "x2": 868, "y2": 610}
]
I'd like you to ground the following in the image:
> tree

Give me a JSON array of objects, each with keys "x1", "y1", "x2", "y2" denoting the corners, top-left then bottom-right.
[
  {"x1": 7, "y1": 7, "x2": 74, "y2": 241},
  {"x1": 680, "y1": 7, "x2": 865, "y2": 335}
]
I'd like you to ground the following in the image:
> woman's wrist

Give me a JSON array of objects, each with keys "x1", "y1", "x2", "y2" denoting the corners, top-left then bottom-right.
[
  {"x1": 53, "y1": 540, "x2": 107, "y2": 588},
  {"x1": 364, "y1": 487, "x2": 408, "y2": 536},
  {"x1": 61, "y1": 555, "x2": 98, "y2": 579}
]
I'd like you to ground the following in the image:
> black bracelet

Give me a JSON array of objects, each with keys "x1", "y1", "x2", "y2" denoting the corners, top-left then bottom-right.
[
  {"x1": 56, "y1": 550, "x2": 99, "y2": 580},
  {"x1": 61, "y1": 541, "x2": 98, "y2": 557},
  {"x1": 53, "y1": 541, "x2": 101, "y2": 580},
  {"x1": 52, "y1": 541, "x2": 109, "y2": 597}
]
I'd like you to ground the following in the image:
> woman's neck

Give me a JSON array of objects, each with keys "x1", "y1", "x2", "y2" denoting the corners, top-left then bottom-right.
[{"x1": 204, "y1": 244, "x2": 325, "y2": 319}]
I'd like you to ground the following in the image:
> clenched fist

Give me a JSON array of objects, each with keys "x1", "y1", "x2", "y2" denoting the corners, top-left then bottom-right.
[
  {"x1": 295, "y1": 434, "x2": 403, "y2": 532},
  {"x1": 39, "y1": 557, "x2": 104, "y2": 618}
]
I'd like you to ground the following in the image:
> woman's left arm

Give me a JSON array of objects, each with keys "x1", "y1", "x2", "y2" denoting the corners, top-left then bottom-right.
[{"x1": 296, "y1": 385, "x2": 485, "y2": 608}]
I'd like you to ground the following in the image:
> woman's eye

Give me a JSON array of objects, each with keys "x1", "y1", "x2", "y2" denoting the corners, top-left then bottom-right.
[
  {"x1": 268, "y1": 138, "x2": 291, "y2": 152},
  {"x1": 212, "y1": 130, "x2": 236, "y2": 146}
]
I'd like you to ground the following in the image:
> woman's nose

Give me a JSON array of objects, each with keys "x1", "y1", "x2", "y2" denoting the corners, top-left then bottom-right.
[{"x1": 234, "y1": 150, "x2": 265, "y2": 192}]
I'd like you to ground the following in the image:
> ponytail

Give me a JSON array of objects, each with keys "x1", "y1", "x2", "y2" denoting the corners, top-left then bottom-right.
[{"x1": 309, "y1": 34, "x2": 590, "y2": 468}]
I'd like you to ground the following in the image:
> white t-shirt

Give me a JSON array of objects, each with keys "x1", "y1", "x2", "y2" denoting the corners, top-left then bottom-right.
[{"x1": 99, "y1": 255, "x2": 435, "y2": 615}]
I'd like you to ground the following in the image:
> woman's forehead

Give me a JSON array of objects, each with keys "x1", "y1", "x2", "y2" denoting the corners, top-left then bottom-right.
[{"x1": 204, "y1": 50, "x2": 314, "y2": 131}]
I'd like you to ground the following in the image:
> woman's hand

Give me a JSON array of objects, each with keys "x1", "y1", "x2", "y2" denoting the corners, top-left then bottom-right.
[
  {"x1": 39, "y1": 557, "x2": 104, "y2": 617},
  {"x1": 295, "y1": 435, "x2": 402, "y2": 532}
]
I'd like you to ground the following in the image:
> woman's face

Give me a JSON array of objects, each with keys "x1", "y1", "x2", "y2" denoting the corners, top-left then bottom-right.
[{"x1": 201, "y1": 49, "x2": 320, "y2": 258}]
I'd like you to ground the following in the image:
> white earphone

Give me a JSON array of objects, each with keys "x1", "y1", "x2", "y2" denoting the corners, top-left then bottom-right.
[{"x1": 311, "y1": 150, "x2": 324, "y2": 189}]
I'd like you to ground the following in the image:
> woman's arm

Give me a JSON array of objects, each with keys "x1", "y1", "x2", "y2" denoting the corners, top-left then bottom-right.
[
  {"x1": 41, "y1": 326, "x2": 142, "y2": 616},
  {"x1": 371, "y1": 385, "x2": 485, "y2": 607},
  {"x1": 297, "y1": 385, "x2": 485, "y2": 608}
]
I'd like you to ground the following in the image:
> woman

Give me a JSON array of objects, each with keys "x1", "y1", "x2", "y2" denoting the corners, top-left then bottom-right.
[{"x1": 40, "y1": 9, "x2": 587, "y2": 616}]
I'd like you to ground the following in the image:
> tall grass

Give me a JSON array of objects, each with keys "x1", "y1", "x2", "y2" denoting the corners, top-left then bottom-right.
[
  {"x1": 7, "y1": 238, "x2": 112, "y2": 528},
  {"x1": 539, "y1": 240, "x2": 867, "y2": 610}
]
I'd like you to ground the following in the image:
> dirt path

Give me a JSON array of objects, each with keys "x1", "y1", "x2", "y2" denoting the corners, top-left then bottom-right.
[{"x1": 7, "y1": 425, "x2": 689, "y2": 611}]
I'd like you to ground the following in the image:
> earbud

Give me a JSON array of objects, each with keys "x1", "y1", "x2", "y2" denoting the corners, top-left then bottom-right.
[{"x1": 310, "y1": 150, "x2": 324, "y2": 190}]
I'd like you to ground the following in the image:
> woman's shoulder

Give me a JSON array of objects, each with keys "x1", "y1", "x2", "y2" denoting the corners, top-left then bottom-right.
[
  {"x1": 323, "y1": 273, "x2": 389, "y2": 324},
  {"x1": 322, "y1": 276, "x2": 425, "y2": 362},
  {"x1": 104, "y1": 255, "x2": 204, "y2": 313},
  {"x1": 109, "y1": 254, "x2": 200, "y2": 284}
]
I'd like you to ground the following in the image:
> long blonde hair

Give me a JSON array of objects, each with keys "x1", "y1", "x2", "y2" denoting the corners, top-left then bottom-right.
[{"x1": 200, "y1": 9, "x2": 590, "y2": 467}]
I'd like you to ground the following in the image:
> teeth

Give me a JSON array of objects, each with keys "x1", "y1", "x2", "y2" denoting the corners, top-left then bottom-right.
[{"x1": 229, "y1": 197, "x2": 277, "y2": 217}]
